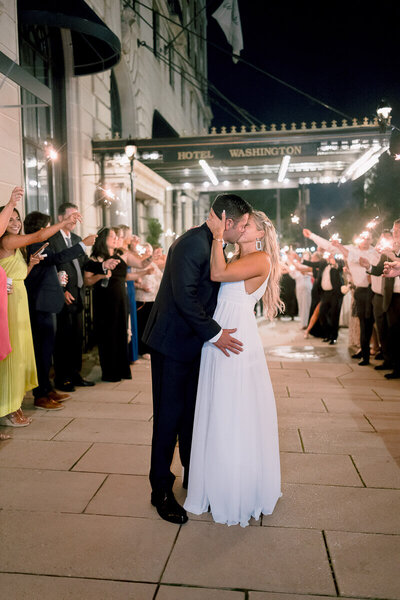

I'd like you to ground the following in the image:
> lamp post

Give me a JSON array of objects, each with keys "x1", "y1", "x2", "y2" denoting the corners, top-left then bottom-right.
[
  {"x1": 125, "y1": 144, "x2": 137, "y2": 233},
  {"x1": 377, "y1": 99, "x2": 392, "y2": 133}
]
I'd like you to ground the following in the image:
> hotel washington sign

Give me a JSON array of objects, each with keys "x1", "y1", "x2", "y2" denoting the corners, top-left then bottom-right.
[
  {"x1": 140, "y1": 142, "x2": 320, "y2": 163},
  {"x1": 176, "y1": 145, "x2": 307, "y2": 161}
]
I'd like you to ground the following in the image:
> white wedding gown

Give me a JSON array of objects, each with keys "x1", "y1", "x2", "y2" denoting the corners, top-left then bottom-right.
[{"x1": 184, "y1": 277, "x2": 281, "y2": 527}]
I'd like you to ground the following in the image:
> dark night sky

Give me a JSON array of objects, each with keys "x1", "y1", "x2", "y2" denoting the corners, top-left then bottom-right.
[
  {"x1": 206, "y1": 0, "x2": 400, "y2": 129},
  {"x1": 205, "y1": 1, "x2": 400, "y2": 238}
]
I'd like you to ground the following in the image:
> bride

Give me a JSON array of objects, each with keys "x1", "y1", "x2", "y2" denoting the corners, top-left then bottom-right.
[{"x1": 184, "y1": 208, "x2": 283, "y2": 527}]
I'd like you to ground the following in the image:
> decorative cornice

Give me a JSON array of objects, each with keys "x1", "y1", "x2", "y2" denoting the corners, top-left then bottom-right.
[{"x1": 208, "y1": 117, "x2": 387, "y2": 135}]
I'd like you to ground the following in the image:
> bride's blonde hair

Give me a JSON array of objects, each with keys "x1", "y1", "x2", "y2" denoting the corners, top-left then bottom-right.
[{"x1": 250, "y1": 210, "x2": 284, "y2": 320}]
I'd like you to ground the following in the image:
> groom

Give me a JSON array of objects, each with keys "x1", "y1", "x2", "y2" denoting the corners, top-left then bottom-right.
[{"x1": 143, "y1": 193, "x2": 252, "y2": 524}]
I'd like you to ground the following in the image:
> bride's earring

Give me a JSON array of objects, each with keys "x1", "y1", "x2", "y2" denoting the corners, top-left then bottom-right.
[{"x1": 256, "y1": 238, "x2": 262, "y2": 251}]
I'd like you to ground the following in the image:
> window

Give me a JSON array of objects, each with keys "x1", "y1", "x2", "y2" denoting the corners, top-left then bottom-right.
[
  {"x1": 153, "y1": 3, "x2": 159, "y2": 57},
  {"x1": 180, "y1": 68, "x2": 185, "y2": 107},
  {"x1": 169, "y1": 46, "x2": 174, "y2": 88},
  {"x1": 19, "y1": 23, "x2": 66, "y2": 216},
  {"x1": 110, "y1": 71, "x2": 122, "y2": 138}
]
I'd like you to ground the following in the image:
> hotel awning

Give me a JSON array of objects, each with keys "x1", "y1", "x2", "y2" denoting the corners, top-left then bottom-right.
[{"x1": 18, "y1": 0, "x2": 121, "y2": 76}]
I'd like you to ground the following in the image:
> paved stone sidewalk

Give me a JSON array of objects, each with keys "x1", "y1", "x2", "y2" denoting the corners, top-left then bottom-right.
[{"x1": 0, "y1": 320, "x2": 399, "y2": 600}]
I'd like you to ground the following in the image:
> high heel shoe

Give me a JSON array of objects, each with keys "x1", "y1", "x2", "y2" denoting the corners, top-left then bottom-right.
[{"x1": 0, "y1": 411, "x2": 31, "y2": 427}]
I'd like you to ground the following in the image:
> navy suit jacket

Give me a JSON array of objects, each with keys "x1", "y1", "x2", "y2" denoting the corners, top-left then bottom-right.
[
  {"x1": 142, "y1": 223, "x2": 221, "y2": 362},
  {"x1": 25, "y1": 241, "x2": 85, "y2": 313}
]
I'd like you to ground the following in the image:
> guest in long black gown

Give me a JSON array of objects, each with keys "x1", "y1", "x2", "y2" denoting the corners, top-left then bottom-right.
[
  {"x1": 279, "y1": 266, "x2": 298, "y2": 319},
  {"x1": 84, "y1": 228, "x2": 152, "y2": 382}
]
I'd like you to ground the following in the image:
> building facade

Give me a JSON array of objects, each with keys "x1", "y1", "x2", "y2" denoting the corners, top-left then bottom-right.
[{"x1": 0, "y1": 0, "x2": 212, "y2": 244}]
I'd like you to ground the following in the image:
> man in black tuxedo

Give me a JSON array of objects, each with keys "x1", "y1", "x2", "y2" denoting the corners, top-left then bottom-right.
[
  {"x1": 368, "y1": 219, "x2": 400, "y2": 378},
  {"x1": 48, "y1": 203, "x2": 118, "y2": 392},
  {"x1": 25, "y1": 211, "x2": 97, "y2": 409},
  {"x1": 315, "y1": 254, "x2": 344, "y2": 344},
  {"x1": 143, "y1": 194, "x2": 252, "y2": 524}
]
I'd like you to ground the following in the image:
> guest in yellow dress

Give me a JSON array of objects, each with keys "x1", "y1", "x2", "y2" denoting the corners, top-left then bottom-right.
[{"x1": 0, "y1": 201, "x2": 81, "y2": 427}]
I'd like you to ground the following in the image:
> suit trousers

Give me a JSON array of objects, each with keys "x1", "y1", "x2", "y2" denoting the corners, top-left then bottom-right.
[
  {"x1": 354, "y1": 286, "x2": 374, "y2": 361},
  {"x1": 53, "y1": 303, "x2": 83, "y2": 383},
  {"x1": 372, "y1": 293, "x2": 391, "y2": 363},
  {"x1": 30, "y1": 309, "x2": 57, "y2": 399},
  {"x1": 319, "y1": 290, "x2": 343, "y2": 341},
  {"x1": 386, "y1": 293, "x2": 400, "y2": 372},
  {"x1": 149, "y1": 349, "x2": 201, "y2": 494}
]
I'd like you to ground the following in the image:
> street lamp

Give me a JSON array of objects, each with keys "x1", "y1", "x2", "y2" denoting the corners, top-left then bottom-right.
[
  {"x1": 124, "y1": 144, "x2": 137, "y2": 233},
  {"x1": 377, "y1": 99, "x2": 392, "y2": 132}
]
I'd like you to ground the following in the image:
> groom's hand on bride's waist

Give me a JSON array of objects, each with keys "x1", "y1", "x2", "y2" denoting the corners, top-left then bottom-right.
[{"x1": 213, "y1": 328, "x2": 243, "y2": 357}]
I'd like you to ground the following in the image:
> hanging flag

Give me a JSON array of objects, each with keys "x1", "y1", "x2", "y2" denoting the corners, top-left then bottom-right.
[{"x1": 212, "y1": 0, "x2": 243, "y2": 64}]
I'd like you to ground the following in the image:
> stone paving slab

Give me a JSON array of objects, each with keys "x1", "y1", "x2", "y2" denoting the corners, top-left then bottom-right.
[
  {"x1": 280, "y1": 452, "x2": 362, "y2": 486},
  {"x1": 85, "y1": 474, "x2": 156, "y2": 518},
  {"x1": 0, "y1": 415, "x2": 73, "y2": 441},
  {"x1": 0, "y1": 574, "x2": 157, "y2": 600},
  {"x1": 278, "y1": 413, "x2": 373, "y2": 431},
  {"x1": 248, "y1": 594, "x2": 363, "y2": 600},
  {"x1": 48, "y1": 400, "x2": 153, "y2": 421},
  {"x1": 323, "y1": 398, "x2": 400, "y2": 414},
  {"x1": 277, "y1": 429, "x2": 303, "y2": 452},
  {"x1": 351, "y1": 455, "x2": 400, "y2": 488},
  {"x1": 325, "y1": 530, "x2": 400, "y2": 599},
  {"x1": 300, "y1": 429, "x2": 400, "y2": 456},
  {"x1": 276, "y1": 397, "x2": 326, "y2": 413},
  {"x1": 72, "y1": 442, "x2": 150, "y2": 475},
  {"x1": 53, "y1": 418, "x2": 152, "y2": 444},
  {"x1": 264, "y1": 483, "x2": 400, "y2": 534},
  {"x1": 365, "y1": 415, "x2": 400, "y2": 431},
  {"x1": 0, "y1": 468, "x2": 105, "y2": 513},
  {"x1": 270, "y1": 368, "x2": 311, "y2": 379},
  {"x1": 0, "y1": 439, "x2": 91, "y2": 470},
  {"x1": 57, "y1": 389, "x2": 140, "y2": 403},
  {"x1": 157, "y1": 586, "x2": 245, "y2": 599},
  {"x1": 162, "y1": 522, "x2": 336, "y2": 596},
  {"x1": 0, "y1": 511, "x2": 178, "y2": 582}
]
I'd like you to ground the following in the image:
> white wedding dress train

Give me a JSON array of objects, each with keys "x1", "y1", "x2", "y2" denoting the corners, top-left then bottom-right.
[{"x1": 184, "y1": 277, "x2": 281, "y2": 527}]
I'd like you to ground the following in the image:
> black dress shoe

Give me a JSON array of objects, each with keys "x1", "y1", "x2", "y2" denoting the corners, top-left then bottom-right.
[
  {"x1": 73, "y1": 377, "x2": 95, "y2": 387},
  {"x1": 374, "y1": 351, "x2": 384, "y2": 360},
  {"x1": 55, "y1": 381, "x2": 76, "y2": 392},
  {"x1": 351, "y1": 351, "x2": 362, "y2": 359},
  {"x1": 151, "y1": 491, "x2": 188, "y2": 524},
  {"x1": 358, "y1": 359, "x2": 370, "y2": 366},
  {"x1": 374, "y1": 362, "x2": 393, "y2": 371},
  {"x1": 322, "y1": 338, "x2": 330, "y2": 343},
  {"x1": 385, "y1": 371, "x2": 400, "y2": 379},
  {"x1": 329, "y1": 339, "x2": 337, "y2": 345}
]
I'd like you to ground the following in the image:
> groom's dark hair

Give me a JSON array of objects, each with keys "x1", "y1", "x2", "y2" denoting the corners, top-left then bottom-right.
[{"x1": 211, "y1": 193, "x2": 252, "y2": 221}]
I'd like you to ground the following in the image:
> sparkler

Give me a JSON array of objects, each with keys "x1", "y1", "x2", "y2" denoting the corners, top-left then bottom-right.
[
  {"x1": 320, "y1": 216, "x2": 335, "y2": 229},
  {"x1": 330, "y1": 233, "x2": 342, "y2": 243},
  {"x1": 323, "y1": 251, "x2": 331, "y2": 259},
  {"x1": 291, "y1": 215, "x2": 300, "y2": 224},
  {"x1": 366, "y1": 216, "x2": 380, "y2": 230},
  {"x1": 136, "y1": 244, "x2": 146, "y2": 256},
  {"x1": 376, "y1": 237, "x2": 393, "y2": 252}
]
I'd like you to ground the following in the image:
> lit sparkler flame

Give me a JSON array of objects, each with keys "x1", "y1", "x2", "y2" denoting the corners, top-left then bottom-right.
[
  {"x1": 376, "y1": 238, "x2": 393, "y2": 252},
  {"x1": 320, "y1": 216, "x2": 335, "y2": 229},
  {"x1": 291, "y1": 215, "x2": 300, "y2": 224},
  {"x1": 323, "y1": 251, "x2": 331, "y2": 259},
  {"x1": 366, "y1": 217, "x2": 380, "y2": 229},
  {"x1": 136, "y1": 244, "x2": 146, "y2": 256},
  {"x1": 330, "y1": 233, "x2": 342, "y2": 243}
]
